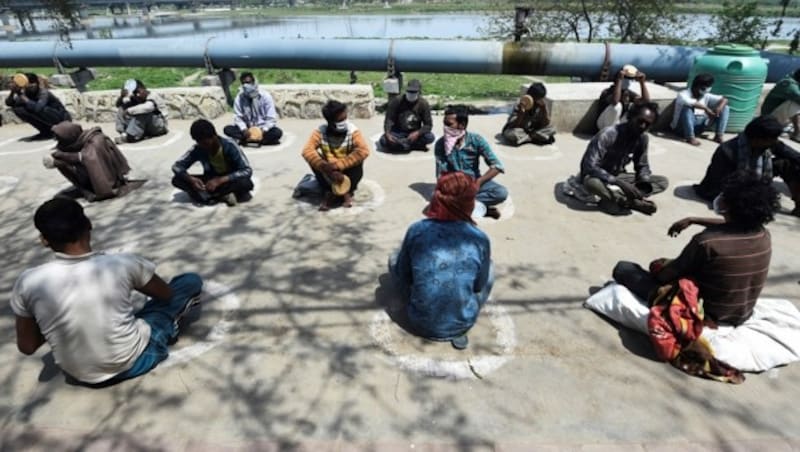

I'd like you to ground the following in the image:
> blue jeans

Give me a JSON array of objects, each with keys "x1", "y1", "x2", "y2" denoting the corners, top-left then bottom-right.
[
  {"x1": 476, "y1": 180, "x2": 508, "y2": 206},
  {"x1": 676, "y1": 104, "x2": 730, "y2": 139},
  {"x1": 109, "y1": 273, "x2": 203, "y2": 382}
]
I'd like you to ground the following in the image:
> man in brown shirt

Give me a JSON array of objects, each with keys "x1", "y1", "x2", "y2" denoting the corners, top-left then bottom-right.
[{"x1": 613, "y1": 171, "x2": 779, "y2": 325}]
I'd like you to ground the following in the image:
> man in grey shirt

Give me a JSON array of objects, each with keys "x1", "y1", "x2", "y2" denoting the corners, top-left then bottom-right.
[{"x1": 579, "y1": 102, "x2": 669, "y2": 215}]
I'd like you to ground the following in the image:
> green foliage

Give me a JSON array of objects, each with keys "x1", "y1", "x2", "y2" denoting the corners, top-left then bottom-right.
[{"x1": 711, "y1": 1, "x2": 767, "y2": 48}]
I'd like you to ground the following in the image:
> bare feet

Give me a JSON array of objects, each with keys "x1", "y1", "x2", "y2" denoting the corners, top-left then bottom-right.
[
  {"x1": 686, "y1": 137, "x2": 702, "y2": 146},
  {"x1": 342, "y1": 193, "x2": 354, "y2": 208},
  {"x1": 318, "y1": 193, "x2": 335, "y2": 211},
  {"x1": 712, "y1": 134, "x2": 724, "y2": 144}
]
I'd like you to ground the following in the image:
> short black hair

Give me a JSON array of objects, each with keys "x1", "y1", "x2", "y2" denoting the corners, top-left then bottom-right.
[
  {"x1": 527, "y1": 82, "x2": 547, "y2": 99},
  {"x1": 722, "y1": 171, "x2": 780, "y2": 231},
  {"x1": 240, "y1": 71, "x2": 255, "y2": 83},
  {"x1": 25, "y1": 73, "x2": 38, "y2": 84},
  {"x1": 691, "y1": 73, "x2": 715, "y2": 91},
  {"x1": 444, "y1": 105, "x2": 469, "y2": 127},
  {"x1": 190, "y1": 119, "x2": 217, "y2": 141},
  {"x1": 34, "y1": 198, "x2": 91, "y2": 251},
  {"x1": 322, "y1": 100, "x2": 347, "y2": 122},
  {"x1": 744, "y1": 115, "x2": 784, "y2": 140},
  {"x1": 627, "y1": 101, "x2": 660, "y2": 122},
  {"x1": 135, "y1": 79, "x2": 145, "y2": 90}
]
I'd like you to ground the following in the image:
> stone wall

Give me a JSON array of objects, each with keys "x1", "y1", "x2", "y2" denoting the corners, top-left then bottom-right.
[{"x1": 0, "y1": 83, "x2": 375, "y2": 125}]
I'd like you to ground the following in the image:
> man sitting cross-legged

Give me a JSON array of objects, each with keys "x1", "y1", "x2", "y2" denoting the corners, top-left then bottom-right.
[
  {"x1": 172, "y1": 119, "x2": 254, "y2": 207},
  {"x1": 11, "y1": 198, "x2": 203, "y2": 385}
]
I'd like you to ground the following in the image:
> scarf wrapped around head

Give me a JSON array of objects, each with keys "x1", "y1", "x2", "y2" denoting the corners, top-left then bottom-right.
[{"x1": 426, "y1": 172, "x2": 478, "y2": 224}]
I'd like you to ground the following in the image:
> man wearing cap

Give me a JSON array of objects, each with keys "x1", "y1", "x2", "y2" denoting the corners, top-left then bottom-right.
[
  {"x1": 502, "y1": 82, "x2": 556, "y2": 146},
  {"x1": 761, "y1": 68, "x2": 800, "y2": 143},
  {"x1": 596, "y1": 65, "x2": 650, "y2": 132},
  {"x1": 5, "y1": 73, "x2": 71, "y2": 140},
  {"x1": 114, "y1": 79, "x2": 168, "y2": 144},
  {"x1": 223, "y1": 72, "x2": 283, "y2": 147},
  {"x1": 380, "y1": 79, "x2": 435, "y2": 153}
]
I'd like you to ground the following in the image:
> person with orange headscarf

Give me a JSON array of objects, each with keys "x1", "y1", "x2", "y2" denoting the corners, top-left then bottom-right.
[{"x1": 389, "y1": 171, "x2": 493, "y2": 350}]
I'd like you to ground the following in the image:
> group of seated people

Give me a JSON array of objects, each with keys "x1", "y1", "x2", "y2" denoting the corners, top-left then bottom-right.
[{"x1": 7, "y1": 68, "x2": 800, "y2": 386}]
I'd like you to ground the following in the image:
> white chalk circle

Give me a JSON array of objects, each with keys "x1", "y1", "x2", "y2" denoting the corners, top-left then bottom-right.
[
  {"x1": 294, "y1": 178, "x2": 386, "y2": 216},
  {"x1": 0, "y1": 176, "x2": 19, "y2": 196},
  {"x1": 170, "y1": 175, "x2": 261, "y2": 209},
  {"x1": 474, "y1": 196, "x2": 515, "y2": 224},
  {"x1": 495, "y1": 144, "x2": 562, "y2": 161},
  {"x1": 242, "y1": 131, "x2": 297, "y2": 155},
  {"x1": 369, "y1": 303, "x2": 517, "y2": 380},
  {"x1": 0, "y1": 140, "x2": 54, "y2": 156},
  {"x1": 117, "y1": 131, "x2": 184, "y2": 152},
  {"x1": 370, "y1": 132, "x2": 435, "y2": 162},
  {"x1": 158, "y1": 279, "x2": 242, "y2": 369}
]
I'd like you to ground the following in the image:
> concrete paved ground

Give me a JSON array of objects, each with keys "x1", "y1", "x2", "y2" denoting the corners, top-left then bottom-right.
[{"x1": 0, "y1": 114, "x2": 798, "y2": 451}]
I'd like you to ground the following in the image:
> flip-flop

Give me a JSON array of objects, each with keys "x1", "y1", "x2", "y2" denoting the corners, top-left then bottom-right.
[{"x1": 451, "y1": 335, "x2": 469, "y2": 350}]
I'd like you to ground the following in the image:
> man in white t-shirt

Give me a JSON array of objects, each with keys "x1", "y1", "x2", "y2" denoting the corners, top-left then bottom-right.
[
  {"x1": 11, "y1": 198, "x2": 203, "y2": 385},
  {"x1": 670, "y1": 73, "x2": 730, "y2": 146}
]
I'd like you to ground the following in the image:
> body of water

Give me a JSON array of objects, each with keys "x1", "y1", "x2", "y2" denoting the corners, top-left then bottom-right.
[{"x1": 4, "y1": 12, "x2": 800, "y2": 42}]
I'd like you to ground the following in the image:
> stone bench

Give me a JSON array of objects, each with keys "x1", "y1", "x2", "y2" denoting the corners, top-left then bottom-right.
[{"x1": 0, "y1": 83, "x2": 375, "y2": 125}]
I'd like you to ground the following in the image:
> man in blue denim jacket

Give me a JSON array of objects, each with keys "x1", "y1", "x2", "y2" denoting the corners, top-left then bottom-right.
[{"x1": 171, "y1": 119, "x2": 254, "y2": 206}]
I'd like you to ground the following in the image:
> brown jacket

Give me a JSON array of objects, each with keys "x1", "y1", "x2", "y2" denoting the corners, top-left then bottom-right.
[
  {"x1": 52, "y1": 122, "x2": 130, "y2": 201},
  {"x1": 301, "y1": 123, "x2": 370, "y2": 172}
]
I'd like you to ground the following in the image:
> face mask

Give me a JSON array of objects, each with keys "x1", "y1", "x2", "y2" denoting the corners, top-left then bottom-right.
[
  {"x1": 333, "y1": 120, "x2": 348, "y2": 133},
  {"x1": 405, "y1": 92, "x2": 419, "y2": 102},
  {"x1": 444, "y1": 125, "x2": 465, "y2": 138},
  {"x1": 713, "y1": 195, "x2": 727, "y2": 215},
  {"x1": 620, "y1": 78, "x2": 633, "y2": 91},
  {"x1": 699, "y1": 87, "x2": 711, "y2": 96},
  {"x1": 242, "y1": 83, "x2": 259, "y2": 98}
]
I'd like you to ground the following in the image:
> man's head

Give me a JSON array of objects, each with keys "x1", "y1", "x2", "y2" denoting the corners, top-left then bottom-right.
[
  {"x1": 322, "y1": 100, "x2": 348, "y2": 135},
  {"x1": 625, "y1": 101, "x2": 659, "y2": 135},
  {"x1": 427, "y1": 171, "x2": 478, "y2": 224},
  {"x1": 793, "y1": 68, "x2": 800, "y2": 83},
  {"x1": 23, "y1": 73, "x2": 39, "y2": 95},
  {"x1": 526, "y1": 82, "x2": 547, "y2": 100},
  {"x1": 405, "y1": 79, "x2": 422, "y2": 103},
  {"x1": 190, "y1": 119, "x2": 221, "y2": 155},
  {"x1": 744, "y1": 115, "x2": 784, "y2": 153},
  {"x1": 443, "y1": 105, "x2": 469, "y2": 130},
  {"x1": 34, "y1": 198, "x2": 92, "y2": 252},
  {"x1": 132, "y1": 79, "x2": 147, "y2": 100},
  {"x1": 691, "y1": 73, "x2": 715, "y2": 97},
  {"x1": 240, "y1": 72, "x2": 258, "y2": 99},
  {"x1": 718, "y1": 171, "x2": 780, "y2": 231}
]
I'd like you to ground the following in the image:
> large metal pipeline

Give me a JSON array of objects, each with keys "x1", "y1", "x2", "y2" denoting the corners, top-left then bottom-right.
[{"x1": 0, "y1": 38, "x2": 798, "y2": 82}]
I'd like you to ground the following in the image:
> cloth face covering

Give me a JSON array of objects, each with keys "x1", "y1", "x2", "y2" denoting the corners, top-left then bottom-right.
[
  {"x1": 242, "y1": 83, "x2": 259, "y2": 99},
  {"x1": 443, "y1": 125, "x2": 466, "y2": 156}
]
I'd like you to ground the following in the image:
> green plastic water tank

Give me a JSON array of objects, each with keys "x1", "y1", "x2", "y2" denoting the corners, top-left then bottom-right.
[{"x1": 687, "y1": 44, "x2": 769, "y2": 133}]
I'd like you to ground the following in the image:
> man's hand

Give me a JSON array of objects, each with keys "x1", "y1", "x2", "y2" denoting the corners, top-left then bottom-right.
[
  {"x1": 615, "y1": 179, "x2": 643, "y2": 200},
  {"x1": 616, "y1": 69, "x2": 626, "y2": 81},
  {"x1": 636, "y1": 71, "x2": 646, "y2": 82},
  {"x1": 384, "y1": 132, "x2": 397, "y2": 143},
  {"x1": 120, "y1": 88, "x2": 128, "y2": 98},
  {"x1": 703, "y1": 105, "x2": 717, "y2": 118},
  {"x1": 188, "y1": 176, "x2": 206, "y2": 192},
  {"x1": 408, "y1": 131, "x2": 420, "y2": 143},
  {"x1": 321, "y1": 161, "x2": 338, "y2": 175},
  {"x1": 668, "y1": 218, "x2": 694, "y2": 237},
  {"x1": 205, "y1": 176, "x2": 227, "y2": 193},
  {"x1": 243, "y1": 128, "x2": 251, "y2": 140},
  {"x1": 330, "y1": 171, "x2": 345, "y2": 183}
]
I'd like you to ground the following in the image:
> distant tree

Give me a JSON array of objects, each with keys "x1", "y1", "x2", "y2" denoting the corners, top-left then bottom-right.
[
  {"x1": 710, "y1": 1, "x2": 767, "y2": 48},
  {"x1": 482, "y1": 0, "x2": 606, "y2": 43},
  {"x1": 605, "y1": 0, "x2": 687, "y2": 44}
]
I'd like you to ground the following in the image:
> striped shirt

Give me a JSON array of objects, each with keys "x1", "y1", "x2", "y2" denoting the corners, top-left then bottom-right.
[{"x1": 657, "y1": 226, "x2": 771, "y2": 325}]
